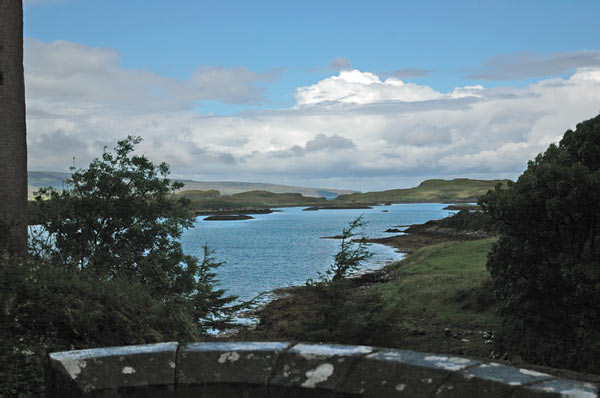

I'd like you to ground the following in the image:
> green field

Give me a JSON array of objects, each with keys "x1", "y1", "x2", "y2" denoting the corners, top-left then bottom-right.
[{"x1": 378, "y1": 238, "x2": 499, "y2": 327}]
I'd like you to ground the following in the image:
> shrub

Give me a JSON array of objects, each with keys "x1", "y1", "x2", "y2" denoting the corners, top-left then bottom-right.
[
  {"x1": 315, "y1": 216, "x2": 373, "y2": 283},
  {"x1": 480, "y1": 114, "x2": 600, "y2": 371},
  {"x1": 1, "y1": 137, "x2": 237, "y2": 395}
]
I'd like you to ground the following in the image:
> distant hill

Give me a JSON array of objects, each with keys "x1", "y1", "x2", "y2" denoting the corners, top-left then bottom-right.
[
  {"x1": 27, "y1": 171, "x2": 71, "y2": 198},
  {"x1": 333, "y1": 178, "x2": 510, "y2": 204},
  {"x1": 174, "y1": 179, "x2": 356, "y2": 198},
  {"x1": 27, "y1": 172, "x2": 508, "y2": 205},
  {"x1": 27, "y1": 171, "x2": 356, "y2": 199},
  {"x1": 178, "y1": 190, "x2": 327, "y2": 211}
]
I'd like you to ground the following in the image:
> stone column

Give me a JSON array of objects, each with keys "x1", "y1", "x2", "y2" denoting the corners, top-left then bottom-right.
[{"x1": 0, "y1": 0, "x2": 28, "y2": 255}]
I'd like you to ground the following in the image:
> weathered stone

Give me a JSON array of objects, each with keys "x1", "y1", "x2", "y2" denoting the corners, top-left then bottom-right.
[
  {"x1": 176, "y1": 341, "x2": 290, "y2": 397},
  {"x1": 436, "y1": 362, "x2": 553, "y2": 397},
  {"x1": 270, "y1": 343, "x2": 374, "y2": 394},
  {"x1": 46, "y1": 342, "x2": 178, "y2": 397},
  {"x1": 339, "y1": 349, "x2": 480, "y2": 397},
  {"x1": 45, "y1": 341, "x2": 599, "y2": 398},
  {"x1": 516, "y1": 377, "x2": 599, "y2": 398}
]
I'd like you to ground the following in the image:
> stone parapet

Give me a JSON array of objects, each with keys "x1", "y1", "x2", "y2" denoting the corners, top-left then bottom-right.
[{"x1": 46, "y1": 341, "x2": 598, "y2": 397}]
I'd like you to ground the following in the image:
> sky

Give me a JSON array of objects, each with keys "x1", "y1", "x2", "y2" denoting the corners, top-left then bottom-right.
[{"x1": 22, "y1": 0, "x2": 600, "y2": 191}]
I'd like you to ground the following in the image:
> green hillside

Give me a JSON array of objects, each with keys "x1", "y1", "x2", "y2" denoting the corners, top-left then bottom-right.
[
  {"x1": 174, "y1": 180, "x2": 355, "y2": 197},
  {"x1": 334, "y1": 178, "x2": 510, "y2": 204},
  {"x1": 27, "y1": 171, "x2": 355, "y2": 199},
  {"x1": 178, "y1": 190, "x2": 326, "y2": 210}
]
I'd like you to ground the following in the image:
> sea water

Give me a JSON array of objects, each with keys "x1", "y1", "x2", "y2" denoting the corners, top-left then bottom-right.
[{"x1": 181, "y1": 203, "x2": 452, "y2": 301}]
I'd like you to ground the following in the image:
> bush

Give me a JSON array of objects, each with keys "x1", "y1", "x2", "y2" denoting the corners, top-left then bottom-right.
[
  {"x1": 257, "y1": 217, "x2": 401, "y2": 346},
  {"x1": 0, "y1": 252, "x2": 203, "y2": 395},
  {"x1": 1, "y1": 137, "x2": 237, "y2": 395},
  {"x1": 480, "y1": 114, "x2": 600, "y2": 371},
  {"x1": 257, "y1": 280, "x2": 402, "y2": 347}
]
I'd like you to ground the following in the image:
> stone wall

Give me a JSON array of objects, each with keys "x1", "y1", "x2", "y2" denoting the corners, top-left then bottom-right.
[{"x1": 46, "y1": 341, "x2": 598, "y2": 397}]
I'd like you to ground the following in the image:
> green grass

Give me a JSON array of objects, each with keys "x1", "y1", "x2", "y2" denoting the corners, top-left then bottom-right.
[
  {"x1": 377, "y1": 238, "x2": 500, "y2": 327},
  {"x1": 334, "y1": 178, "x2": 509, "y2": 204},
  {"x1": 253, "y1": 236, "x2": 501, "y2": 358}
]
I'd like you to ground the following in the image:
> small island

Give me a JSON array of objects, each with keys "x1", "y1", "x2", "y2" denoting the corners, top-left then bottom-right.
[
  {"x1": 302, "y1": 205, "x2": 373, "y2": 211},
  {"x1": 203, "y1": 215, "x2": 254, "y2": 221}
]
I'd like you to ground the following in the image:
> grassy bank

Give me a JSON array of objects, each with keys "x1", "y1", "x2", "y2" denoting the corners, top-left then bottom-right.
[
  {"x1": 381, "y1": 238, "x2": 498, "y2": 323},
  {"x1": 335, "y1": 178, "x2": 509, "y2": 204},
  {"x1": 375, "y1": 238, "x2": 501, "y2": 356},
  {"x1": 253, "y1": 233, "x2": 500, "y2": 358}
]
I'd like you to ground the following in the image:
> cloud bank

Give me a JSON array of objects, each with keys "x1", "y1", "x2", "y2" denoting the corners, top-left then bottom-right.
[
  {"x1": 25, "y1": 40, "x2": 600, "y2": 191},
  {"x1": 468, "y1": 51, "x2": 600, "y2": 80}
]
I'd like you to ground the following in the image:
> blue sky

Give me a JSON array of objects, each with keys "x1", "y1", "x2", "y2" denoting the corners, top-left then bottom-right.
[{"x1": 22, "y1": 0, "x2": 600, "y2": 190}]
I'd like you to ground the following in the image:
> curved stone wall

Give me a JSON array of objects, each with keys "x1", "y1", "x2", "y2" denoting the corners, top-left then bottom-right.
[{"x1": 46, "y1": 341, "x2": 598, "y2": 397}]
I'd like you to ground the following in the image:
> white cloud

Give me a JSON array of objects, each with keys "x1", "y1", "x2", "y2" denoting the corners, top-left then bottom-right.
[
  {"x1": 24, "y1": 38, "x2": 278, "y2": 114},
  {"x1": 295, "y1": 69, "x2": 443, "y2": 106},
  {"x1": 24, "y1": 39, "x2": 600, "y2": 191}
]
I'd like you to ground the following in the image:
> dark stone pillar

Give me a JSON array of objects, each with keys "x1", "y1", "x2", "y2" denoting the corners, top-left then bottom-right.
[{"x1": 0, "y1": 0, "x2": 28, "y2": 255}]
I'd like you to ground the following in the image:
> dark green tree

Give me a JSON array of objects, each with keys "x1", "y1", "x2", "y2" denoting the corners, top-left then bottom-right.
[
  {"x1": 32, "y1": 136, "x2": 238, "y2": 334},
  {"x1": 193, "y1": 245, "x2": 241, "y2": 329},
  {"x1": 34, "y1": 137, "x2": 199, "y2": 295},
  {"x1": 2, "y1": 137, "x2": 239, "y2": 394},
  {"x1": 480, "y1": 114, "x2": 600, "y2": 371}
]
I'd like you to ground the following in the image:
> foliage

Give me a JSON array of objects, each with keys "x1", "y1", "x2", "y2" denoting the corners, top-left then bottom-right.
[
  {"x1": 32, "y1": 136, "x2": 197, "y2": 294},
  {"x1": 1, "y1": 137, "x2": 238, "y2": 395},
  {"x1": 480, "y1": 114, "x2": 600, "y2": 371},
  {"x1": 257, "y1": 279, "x2": 402, "y2": 347},
  {"x1": 315, "y1": 216, "x2": 373, "y2": 283},
  {"x1": 431, "y1": 210, "x2": 501, "y2": 234},
  {"x1": 256, "y1": 216, "x2": 402, "y2": 346},
  {"x1": 193, "y1": 245, "x2": 243, "y2": 329},
  {"x1": 0, "y1": 253, "x2": 203, "y2": 396}
]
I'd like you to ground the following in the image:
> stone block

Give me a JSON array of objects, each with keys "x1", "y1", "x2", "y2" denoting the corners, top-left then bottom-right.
[
  {"x1": 338, "y1": 349, "x2": 480, "y2": 397},
  {"x1": 516, "y1": 377, "x2": 599, "y2": 398},
  {"x1": 269, "y1": 343, "x2": 374, "y2": 394},
  {"x1": 437, "y1": 362, "x2": 552, "y2": 397},
  {"x1": 46, "y1": 342, "x2": 178, "y2": 398},
  {"x1": 176, "y1": 341, "x2": 290, "y2": 397}
]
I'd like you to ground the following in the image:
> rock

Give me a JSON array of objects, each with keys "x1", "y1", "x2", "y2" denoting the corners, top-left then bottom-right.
[
  {"x1": 385, "y1": 228, "x2": 403, "y2": 233},
  {"x1": 444, "y1": 328, "x2": 453, "y2": 337}
]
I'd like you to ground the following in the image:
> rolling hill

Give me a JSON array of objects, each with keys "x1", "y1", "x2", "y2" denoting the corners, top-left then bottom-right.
[
  {"x1": 333, "y1": 178, "x2": 509, "y2": 204},
  {"x1": 26, "y1": 171, "x2": 356, "y2": 199}
]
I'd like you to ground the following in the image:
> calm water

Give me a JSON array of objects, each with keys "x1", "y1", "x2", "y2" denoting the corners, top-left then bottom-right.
[{"x1": 181, "y1": 204, "x2": 452, "y2": 301}]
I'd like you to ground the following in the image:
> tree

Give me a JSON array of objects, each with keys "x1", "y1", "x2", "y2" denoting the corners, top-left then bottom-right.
[
  {"x1": 317, "y1": 215, "x2": 373, "y2": 283},
  {"x1": 0, "y1": 0, "x2": 28, "y2": 255},
  {"x1": 33, "y1": 136, "x2": 236, "y2": 314},
  {"x1": 480, "y1": 114, "x2": 600, "y2": 371},
  {"x1": 2, "y1": 137, "x2": 238, "y2": 394}
]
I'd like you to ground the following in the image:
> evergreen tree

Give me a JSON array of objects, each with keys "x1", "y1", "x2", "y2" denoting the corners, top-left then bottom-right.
[{"x1": 481, "y1": 114, "x2": 600, "y2": 371}]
